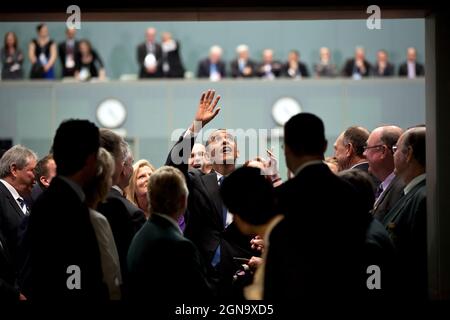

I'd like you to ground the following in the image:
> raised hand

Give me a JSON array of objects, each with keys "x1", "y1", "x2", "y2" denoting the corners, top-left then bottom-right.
[{"x1": 193, "y1": 89, "x2": 221, "y2": 129}]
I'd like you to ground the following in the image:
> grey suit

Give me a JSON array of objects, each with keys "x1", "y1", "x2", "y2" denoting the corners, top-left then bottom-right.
[
  {"x1": 372, "y1": 175, "x2": 405, "y2": 222},
  {"x1": 382, "y1": 178, "x2": 427, "y2": 299}
]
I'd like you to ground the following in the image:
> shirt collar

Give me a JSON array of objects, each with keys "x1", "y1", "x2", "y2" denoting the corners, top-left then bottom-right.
[
  {"x1": 112, "y1": 185, "x2": 123, "y2": 196},
  {"x1": 404, "y1": 173, "x2": 426, "y2": 195},
  {"x1": 0, "y1": 179, "x2": 21, "y2": 200},
  {"x1": 59, "y1": 176, "x2": 85, "y2": 202},
  {"x1": 350, "y1": 161, "x2": 369, "y2": 170},
  {"x1": 294, "y1": 160, "x2": 324, "y2": 177},
  {"x1": 381, "y1": 171, "x2": 396, "y2": 191},
  {"x1": 152, "y1": 212, "x2": 182, "y2": 235},
  {"x1": 216, "y1": 171, "x2": 223, "y2": 183}
]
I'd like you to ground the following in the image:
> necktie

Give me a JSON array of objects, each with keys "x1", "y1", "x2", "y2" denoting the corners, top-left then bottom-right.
[
  {"x1": 375, "y1": 184, "x2": 384, "y2": 199},
  {"x1": 17, "y1": 197, "x2": 29, "y2": 215},
  {"x1": 212, "y1": 176, "x2": 227, "y2": 268}
]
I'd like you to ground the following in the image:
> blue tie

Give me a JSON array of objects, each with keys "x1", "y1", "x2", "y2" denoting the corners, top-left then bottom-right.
[{"x1": 212, "y1": 175, "x2": 227, "y2": 268}]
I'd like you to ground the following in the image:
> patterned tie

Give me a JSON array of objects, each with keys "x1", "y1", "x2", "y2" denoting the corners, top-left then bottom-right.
[
  {"x1": 17, "y1": 197, "x2": 29, "y2": 215},
  {"x1": 375, "y1": 184, "x2": 384, "y2": 199}
]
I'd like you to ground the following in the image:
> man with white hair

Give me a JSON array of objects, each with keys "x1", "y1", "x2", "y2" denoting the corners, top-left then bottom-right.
[
  {"x1": 0, "y1": 145, "x2": 37, "y2": 260},
  {"x1": 127, "y1": 166, "x2": 212, "y2": 301},
  {"x1": 230, "y1": 44, "x2": 256, "y2": 78},
  {"x1": 197, "y1": 45, "x2": 226, "y2": 80}
]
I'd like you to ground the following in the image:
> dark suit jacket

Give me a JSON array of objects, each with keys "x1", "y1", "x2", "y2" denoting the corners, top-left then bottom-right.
[
  {"x1": 162, "y1": 40, "x2": 185, "y2": 78},
  {"x1": 373, "y1": 62, "x2": 395, "y2": 76},
  {"x1": 137, "y1": 42, "x2": 163, "y2": 78},
  {"x1": 256, "y1": 61, "x2": 283, "y2": 78},
  {"x1": 342, "y1": 59, "x2": 372, "y2": 77},
  {"x1": 197, "y1": 58, "x2": 226, "y2": 78},
  {"x1": 0, "y1": 232, "x2": 19, "y2": 302},
  {"x1": 127, "y1": 213, "x2": 212, "y2": 301},
  {"x1": 351, "y1": 162, "x2": 381, "y2": 188},
  {"x1": 267, "y1": 163, "x2": 368, "y2": 301},
  {"x1": 166, "y1": 134, "x2": 257, "y2": 298},
  {"x1": 97, "y1": 188, "x2": 145, "y2": 287},
  {"x1": 398, "y1": 62, "x2": 425, "y2": 77},
  {"x1": 0, "y1": 181, "x2": 26, "y2": 265},
  {"x1": 20, "y1": 176, "x2": 108, "y2": 300},
  {"x1": 281, "y1": 61, "x2": 310, "y2": 78},
  {"x1": 58, "y1": 40, "x2": 79, "y2": 77},
  {"x1": 372, "y1": 175, "x2": 405, "y2": 222},
  {"x1": 382, "y1": 178, "x2": 427, "y2": 299},
  {"x1": 230, "y1": 59, "x2": 256, "y2": 78}
]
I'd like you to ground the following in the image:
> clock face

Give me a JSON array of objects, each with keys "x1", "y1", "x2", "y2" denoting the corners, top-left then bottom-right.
[
  {"x1": 96, "y1": 99, "x2": 127, "y2": 129},
  {"x1": 272, "y1": 97, "x2": 302, "y2": 126}
]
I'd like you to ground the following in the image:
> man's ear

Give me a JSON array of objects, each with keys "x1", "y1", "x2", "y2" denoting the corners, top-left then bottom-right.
[
  {"x1": 322, "y1": 140, "x2": 328, "y2": 154},
  {"x1": 10, "y1": 163, "x2": 18, "y2": 178},
  {"x1": 406, "y1": 146, "x2": 414, "y2": 164},
  {"x1": 346, "y1": 143, "x2": 353, "y2": 157},
  {"x1": 40, "y1": 176, "x2": 50, "y2": 188}
]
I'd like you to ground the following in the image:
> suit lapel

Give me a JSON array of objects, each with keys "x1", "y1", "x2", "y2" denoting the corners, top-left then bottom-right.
[
  {"x1": 0, "y1": 182, "x2": 24, "y2": 218},
  {"x1": 201, "y1": 172, "x2": 224, "y2": 228},
  {"x1": 384, "y1": 179, "x2": 426, "y2": 225},
  {"x1": 374, "y1": 176, "x2": 398, "y2": 211}
]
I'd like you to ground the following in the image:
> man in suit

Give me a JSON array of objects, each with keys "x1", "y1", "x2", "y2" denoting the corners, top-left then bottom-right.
[
  {"x1": 373, "y1": 50, "x2": 395, "y2": 77},
  {"x1": 334, "y1": 126, "x2": 371, "y2": 172},
  {"x1": 398, "y1": 47, "x2": 425, "y2": 78},
  {"x1": 97, "y1": 129, "x2": 145, "y2": 292},
  {"x1": 256, "y1": 49, "x2": 282, "y2": 79},
  {"x1": 166, "y1": 90, "x2": 258, "y2": 298},
  {"x1": 364, "y1": 126, "x2": 405, "y2": 221},
  {"x1": 281, "y1": 50, "x2": 310, "y2": 79},
  {"x1": 197, "y1": 45, "x2": 226, "y2": 80},
  {"x1": 342, "y1": 46, "x2": 372, "y2": 78},
  {"x1": 1, "y1": 230, "x2": 26, "y2": 301},
  {"x1": 0, "y1": 145, "x2": 37, "y2": 264},
  {"x1": 383, "y1": 126, "x2": 427, "y2": 299},
  {"x1": 127, "y1": 166, "x2": 212, "y2": 301},
  {"x1": 58, "y1": 27, "x2": 79, "y2": 77},
  {"x1": 266, "y1": 113, "x2": 367, "y2": 302},
  {"x1": 161, "y1": 31, "x2": 185, "y2": 78},
  {"x1": 137, "y1": 27, "x2": 163, "y2": 78},
  {"x1": 21, "y1": 119, "x2": 108, "y2": 300},
  {"x1": 230, "y1": 44, "x2": 256, "y2": 78},
  {"x1": 28, "y1": 154, "x2": 56, "y2": 205}
]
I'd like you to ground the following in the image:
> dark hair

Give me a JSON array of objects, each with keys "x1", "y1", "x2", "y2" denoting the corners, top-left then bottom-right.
[
  {"x1": 52, "y1": 119, "x2": 99, "y2": 176},
  {"x1": 338, "y1": 169, "x2": 375, "y2": 214},
  {"x1": 36, "y1": 23, "x2": 46, "y2": 33},
  {"x1": 79, "y1": 39, "x2": 93, "y2": 53},
  {"x1": 99, "y1": 128, "x2": 123, "y2": 161},
  {"x1": 220, "y1": 166, "x2": 276, "y2": 226},
  {"x1": 4, "y1": 31, "x2": 18, "y2": 50},
  {"x1": 34, "y1": 154, "x2": 54, "y2": 188},
  {"x1": 403, "y1": 127, "x2": 426, "y2": 167},
  {"x1": 343, "y1": 126, "x2": 370, "y2": 157},
  {"x1": 284, "y1": 113, "x2": 327, "y2": 156}
]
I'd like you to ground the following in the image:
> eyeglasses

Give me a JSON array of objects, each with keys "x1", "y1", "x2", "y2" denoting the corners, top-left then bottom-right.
[{"x1": 363, "y1": 144, "x2": 386, "y2": 151}]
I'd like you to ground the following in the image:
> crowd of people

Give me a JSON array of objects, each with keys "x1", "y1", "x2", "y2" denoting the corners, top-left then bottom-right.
[
  {"x1": 0, "y1": 89, "x2": 427, "y2": 305},
  {"x1": 1, "y1": 25, "x2": 425, "y2": 81}
]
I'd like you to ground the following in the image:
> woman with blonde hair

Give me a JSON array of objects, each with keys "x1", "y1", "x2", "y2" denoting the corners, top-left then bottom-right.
[
  {"x1": 85, "y1": 147, "x2": 122, "y2": 300},
  {"x1": 125, "y1": 159, "x2": 156, "y2": 219}
]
